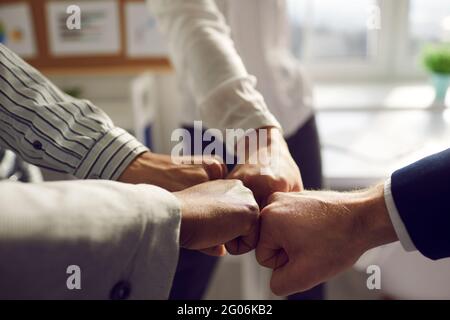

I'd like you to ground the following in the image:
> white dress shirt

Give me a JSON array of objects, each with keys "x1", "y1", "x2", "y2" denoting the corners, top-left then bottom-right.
[
  {"x1": 149, "y1": 0, "x2": 313, "y2": 136},
  {"x1": 147, "y1": 0, "x2": 284, "y2": 135},
  {"x1": 214, "y1": 0, "x2": 314, "y2": 136},
  {"x1": 384, "y1": 178, "x2": 417, "y2": 252}
]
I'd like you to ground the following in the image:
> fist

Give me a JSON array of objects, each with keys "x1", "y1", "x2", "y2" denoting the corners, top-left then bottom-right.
[
  {"x1": 227, "y1": 128, "x2": 302, "y2": 206},
  {"x1": 255, "y1": 191, "x2": 371, "y2": 296},
  {"x1": 174, "y1": 180, "x2": 260, "y2": 256}
]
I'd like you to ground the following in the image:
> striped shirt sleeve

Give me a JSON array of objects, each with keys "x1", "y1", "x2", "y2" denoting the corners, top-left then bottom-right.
[{"x1": 0, "y1": 44, "x2": 148, "y2": 180}]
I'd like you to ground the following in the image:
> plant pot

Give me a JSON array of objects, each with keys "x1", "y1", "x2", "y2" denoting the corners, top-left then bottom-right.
[{"x1": 431, "y1": 73, "x2": 450, "y2": 106}]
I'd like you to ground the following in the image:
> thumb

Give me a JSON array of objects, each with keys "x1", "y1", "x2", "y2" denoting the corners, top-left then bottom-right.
[
  {"x1": 256, "y1": 245, "x2": 289, "y2": 269},
  {"x1": 270, "y1": 257, "x2": 318, "y2": 297},
  {"x1": 200, "y1": 245, "x2": 227, "y2": 257},
  {"x1": 270, "y1": 259, "x2": 300, "y2": 297},
  {"x1": 203, "y1": 156, "x2": 228, "y2": 180},
  {"x1": 255, "y1": 212, "x2": 288, "y2": 268}
]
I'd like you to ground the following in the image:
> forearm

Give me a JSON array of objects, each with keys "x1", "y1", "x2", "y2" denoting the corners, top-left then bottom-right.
[
  {"x1": 348, "y1": 184, "x2": 399, "y2": 253},
  {"x1": 0, "y1": 44, "x2": 147, "y2": 180}
]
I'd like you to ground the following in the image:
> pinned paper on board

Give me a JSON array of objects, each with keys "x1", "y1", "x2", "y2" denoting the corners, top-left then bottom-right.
[
  {"x1": 46, "y1": 0, "x2": 121, "y2": 56},
  {"x1": 0, "y1": 3, "x2": 36, "y2": 58},
  {"x1": 125, "y1": 2, "x2": 168, "y2": 58}
]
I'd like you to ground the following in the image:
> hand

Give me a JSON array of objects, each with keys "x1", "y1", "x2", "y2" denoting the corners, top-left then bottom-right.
[
  {"x1": 174, "y1": 180, "x2": 260, "y2": 256},
  {"x1": 227, "y1": 127, "x2": 302, "y2": 206},
  {"x1": 118, "y1": 151, "x2": 227, "y2": 192},
  {"x1": 255, "y1": 186, "x2": 398, "y2": 296}
]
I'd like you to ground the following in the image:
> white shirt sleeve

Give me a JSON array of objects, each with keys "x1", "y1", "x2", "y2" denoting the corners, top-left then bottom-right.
[
  {"x1": 384, "y1": 178, "x2": 417, "y2": 252},
  {"x1": 0, "y1": 180, "x2": 181, "y2": 299},
  {"x1": 147, "y1": 0, "x2": 281, "y2": 133}
]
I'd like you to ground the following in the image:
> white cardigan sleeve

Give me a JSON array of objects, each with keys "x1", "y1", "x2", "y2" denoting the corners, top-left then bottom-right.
[
  {"x1": 147, "y1": 0, "x2": 281, "y2": 133},
  {"x1": 0, "y1": 180, "x2": 181, "y2": 300}
]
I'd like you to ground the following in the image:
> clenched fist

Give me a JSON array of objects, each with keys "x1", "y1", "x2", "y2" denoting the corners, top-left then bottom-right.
[
  {"x1": 174, "y1": 180, "x2": 260, "y2": 256},
  {"x1": 227, "y1": 127, "x2": 302, "y2": 206},
  {"x1": 255, "y1": 187, "x2": 398, "y2": 296}
]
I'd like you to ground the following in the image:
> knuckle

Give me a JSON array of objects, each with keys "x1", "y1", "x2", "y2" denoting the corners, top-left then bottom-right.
[
  {"x1": 195, "y1": 173, "x2": 210, "y2": 184},
  {"x1": 272, "y1": 177, "x2": 289, "y2": 191},
  {"x1": 260, "y1": 207, "x2": 275, "y2": 225},
  {"x1": 260, "y1": 205, "x2": 272, "y2": 217},
  {"x1": 205, "y1": 163, "x2": 224, "y2": 180},
  {"x1": 228, "y1": 178, "x2": 244, "y2": 186},
  {"x1": 246, "y1": 203, "x2": 259, "y2": 224},
  {"x1": 243, "y1": 206, "x2": 259, "y2": 229},
  {"x1": 267, "y1": 191, "x2": 283, "y2": 204},
  {"x1": 207, "y1": 158, "x2": 221, "y2": 168},
  {"x1": 245, "y1": 200, "x2": 259, "y2": 214},
  {"x1": 230, "y1": 179, "x2": 246, "y2": 190},
  {"x1": 212, "y1": 154, "x2": 225, "y2": 164}
]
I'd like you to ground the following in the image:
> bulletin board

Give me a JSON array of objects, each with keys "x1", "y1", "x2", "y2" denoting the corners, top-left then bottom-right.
[{"x1": 0, "y1": 0, "x2": 171, "y2": 75}]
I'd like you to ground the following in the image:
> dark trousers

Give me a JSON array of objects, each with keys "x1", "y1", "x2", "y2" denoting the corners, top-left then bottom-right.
[{"x1": 169, "y1": 116, "x2": 323, "y2": 300}]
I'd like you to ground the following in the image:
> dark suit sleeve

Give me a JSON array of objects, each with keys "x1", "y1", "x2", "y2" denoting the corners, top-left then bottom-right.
[{"x1": 391, "y1": 148, "x2": 450, "y2": 260}]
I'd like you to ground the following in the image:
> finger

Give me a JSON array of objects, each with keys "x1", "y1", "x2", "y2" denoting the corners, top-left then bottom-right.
[
  {"x1": 242, "y1": 173, "x2": 289, "y2": 207},
  {"x1": 255, "y1": 210, "x2": 288, "y2": 268},
  {"x1": 225, "y1": 218, "x2": 260, "y2": 255},
  {"x1": 255, "y1": 231, "x2": 288, "y2": 269},
  {"x1": 225, "y1": 165, "x2": 241, "y2": 180},
  {"x1": 203, "y1": 158, "x2": 228, "y2": 180},
  {"x1": 256, "y1": 245, "x2": 288, "y2": 269},
  {"x1": 192, "y1": 201, "x2": 259, "y2": 252},
  {"x1": 266, "y1": 192, "x2": 284, "y2": 206},
  {"x1": 270, "y1": 261, "x2": 299, "y2": 297},
  {"x1": 200, "y1": 245, "x2": 227, "y2": 257},
  {"x1": 291, "y1": 178, "x2": 303, "y2": 192},
  {"x1": 245, "y1": 178, "x2": 273, "y2": 208}
]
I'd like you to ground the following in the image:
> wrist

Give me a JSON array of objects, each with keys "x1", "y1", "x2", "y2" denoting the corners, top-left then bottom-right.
[
  {"x1": 117, "y1": 151, "x2": 151, "y2": 184},
  {"x1": 348, "y1": 184, "x2": 399, "y2": 252}
]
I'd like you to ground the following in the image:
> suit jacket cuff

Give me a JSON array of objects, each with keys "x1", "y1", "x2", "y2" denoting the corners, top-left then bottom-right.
[{"x1": 384, "y1": 178, "x2": 417, "y2": 252}]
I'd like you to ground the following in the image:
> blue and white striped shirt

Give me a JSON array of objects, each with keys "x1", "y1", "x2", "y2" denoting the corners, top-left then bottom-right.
[{"x1": 0, "y1": 44, "x2": 148, "y2": 180}]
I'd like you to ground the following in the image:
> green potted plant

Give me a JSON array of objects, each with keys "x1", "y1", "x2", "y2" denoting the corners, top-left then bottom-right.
[{"x1": 422, "y1": 43, "x2": 450, "y2": 106}]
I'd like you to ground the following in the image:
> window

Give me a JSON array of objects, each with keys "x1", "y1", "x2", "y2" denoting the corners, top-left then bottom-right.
[
  {"x1": 409, "y1": 0, "x2": 450, "y2": 55},
  {"x1": 286, "y1": 0, "x2": 450, "y2": 80},
  {"x1": 288, "y1": 0, "x2": 376, "y2": 61}
]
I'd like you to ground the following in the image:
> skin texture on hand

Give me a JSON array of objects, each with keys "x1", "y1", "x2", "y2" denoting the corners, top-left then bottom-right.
[
  {"x1": 227, "y1": 127, "x2": 303, "y2": 206},
  {"x1": 174, "y1": 180, "x2": 260, "y2": 257},
  {"x1": 255, "y1": 185, "x2": 399, "y2": 296},
  {"x1": 118, "y1": 151, "x2": 227, "y2": 192}
]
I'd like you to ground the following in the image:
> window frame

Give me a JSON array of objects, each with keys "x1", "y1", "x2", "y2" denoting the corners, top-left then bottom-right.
[{"x1": 295, "y1": 0, "x2": 433, "y2": 82}]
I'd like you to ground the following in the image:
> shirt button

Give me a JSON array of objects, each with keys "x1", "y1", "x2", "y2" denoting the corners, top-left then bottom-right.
[
  {"x1": 110, "y1": 281, "x2": 131, "y2": 300},
  {"x1": 32, "y1": 140, "x2": 43, "y2": 150}
]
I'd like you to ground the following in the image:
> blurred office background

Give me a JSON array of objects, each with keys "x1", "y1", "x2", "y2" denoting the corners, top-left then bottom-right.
[{"x1": 1, "y1": 0, "x2": 450, "y2": 299}]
